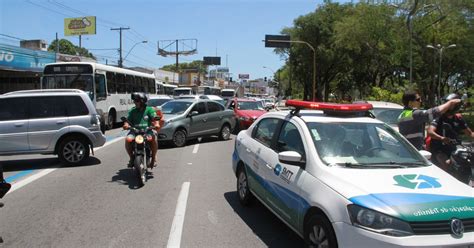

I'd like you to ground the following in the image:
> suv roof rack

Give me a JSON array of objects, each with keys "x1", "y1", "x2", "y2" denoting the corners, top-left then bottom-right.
[{"x1": 3, "y1": 89, "x2": 84, "y2": 96}]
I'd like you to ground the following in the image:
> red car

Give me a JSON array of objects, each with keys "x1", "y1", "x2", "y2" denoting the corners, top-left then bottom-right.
[{"x1": 226, "y1": 98, "x2": 266, "y2": 131}]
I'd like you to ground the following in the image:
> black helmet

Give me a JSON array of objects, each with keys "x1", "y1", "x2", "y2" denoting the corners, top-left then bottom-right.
[
  {"x1": 131, "y1": 92, "x2": 148, "y2": 103},
  {"x1": 442, "y1": 93, "x2": 462, "y2": 114}
]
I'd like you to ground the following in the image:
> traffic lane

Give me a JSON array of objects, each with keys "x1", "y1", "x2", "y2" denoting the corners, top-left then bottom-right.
[
  {"x1": 181, "y1": 135, "x2": 304, "y2": 247},
  {"x1": 0, "y1": 134, "x2": 196, "y2": 247},
  {"x1": 0, "y1": 127, "x2": 126, "y2": 183}
]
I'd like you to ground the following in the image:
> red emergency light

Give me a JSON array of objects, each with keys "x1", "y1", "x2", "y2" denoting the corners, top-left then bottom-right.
[{"x1": 285, "y1": 100, "x2": 373, "y2": 112}]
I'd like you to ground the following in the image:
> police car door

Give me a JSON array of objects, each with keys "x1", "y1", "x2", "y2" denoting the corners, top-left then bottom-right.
[
  {"x1": 263, "y1": 120, "x2": 306, "y2": 230},
  {"x1": 242, "y1": 117, "x2": 281, "y2": 201}
]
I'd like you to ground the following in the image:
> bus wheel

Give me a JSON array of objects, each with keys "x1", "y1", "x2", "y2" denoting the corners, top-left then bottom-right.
[{"x1": 107, "y1": 112, "x2": 115, "y2": 130}]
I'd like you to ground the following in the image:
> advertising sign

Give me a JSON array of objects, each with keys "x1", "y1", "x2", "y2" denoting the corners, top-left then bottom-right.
[
  {"x1": 64, "y1": 16, "x2": 96, "y2": 36},
  {"x1": 238, "y1": 74, "x2": 250, "y2": 79},
  {"x1": 0, "y1": 43, "x2": 56, "y2": 72}
]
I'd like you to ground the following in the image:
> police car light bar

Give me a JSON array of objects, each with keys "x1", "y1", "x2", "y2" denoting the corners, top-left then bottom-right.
[{"x1": 285, "y1": 100, "x2": 373, "y2": 112}]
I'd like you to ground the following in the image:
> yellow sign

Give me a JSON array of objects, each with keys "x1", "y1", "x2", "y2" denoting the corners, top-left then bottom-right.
[{"x1": 64, "y1": 16, "x2": 96, "y2": 36}]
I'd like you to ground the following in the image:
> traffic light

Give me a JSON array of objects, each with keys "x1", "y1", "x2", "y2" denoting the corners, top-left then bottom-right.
[
  {"x1": 230, "y1": 77, "x2": 233, "y2": 82},
  {"x1": 264, "y1": 77, "x2": 267, "y2": 82}
]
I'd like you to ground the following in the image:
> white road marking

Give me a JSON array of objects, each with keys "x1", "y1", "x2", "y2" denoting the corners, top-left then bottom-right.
[
  {"x1": 167, "y1": 182, "x2": 191, "y2": 248},
  {"x1": 187, "y1": 163, "x2": 192, "y2": 165},
  {"x1": 192, "y1": 144, "x2": 199, "y2": 154},
  {"x1": 6, "y1": 137, "x2": 125, "y2": 196}
]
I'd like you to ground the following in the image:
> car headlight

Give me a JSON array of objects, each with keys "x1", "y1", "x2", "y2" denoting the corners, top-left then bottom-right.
[
  {"x1": 162, "y1": 119, "x2": 173, "y2": 127},
  {"x1": 239, "y1": 116, "x2": 249, "y2": 121},
  {"x1": 347, "y1": 205, "x2": 413, "y2": 237}
]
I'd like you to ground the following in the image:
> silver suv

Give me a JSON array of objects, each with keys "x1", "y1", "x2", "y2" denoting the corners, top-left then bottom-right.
[{"x1": 0, "y1": 89, "x2": 106, "y2": 165}]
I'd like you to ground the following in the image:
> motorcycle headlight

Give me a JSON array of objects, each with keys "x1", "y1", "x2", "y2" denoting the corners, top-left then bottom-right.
[
  {"x1": 135, "y1": 135, "x2": 144, "y2": 144},
  {"x1": 347, "y1": 205, "x2": 413, "y2": 237}
]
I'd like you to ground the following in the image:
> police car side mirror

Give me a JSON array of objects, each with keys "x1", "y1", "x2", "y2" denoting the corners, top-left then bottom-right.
[
  {"x1": 419, "y1": 150, "x2": 432, "y2": 160},
  {"x1": 278, "y1": 151, "x2": 305, "y2": 167}
]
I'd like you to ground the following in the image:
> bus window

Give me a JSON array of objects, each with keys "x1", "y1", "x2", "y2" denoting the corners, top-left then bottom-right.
[
  {"x1": 117, "y1": 73, "x2": 125, "y2": 93},
  {"x1": 149, "y1": 79, "x2": 155, "y2": 93},
  {"x1": 95, "y1": 74, "x2": 107, "y2": 100},
  {"x1": 106, "y1": 72, "x2": 116, "y2": 93}
]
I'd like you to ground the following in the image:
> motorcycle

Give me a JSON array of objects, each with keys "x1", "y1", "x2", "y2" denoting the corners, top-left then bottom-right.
[
  {"x1": 122, "y1": 117, "x2": 154, "y2": 187},
  {"x1": 431, "y1": 123, "x2": 474, "y2": 185},
  {"x1": 0, "y1": 165, "x2": 12, "y2": 243}
]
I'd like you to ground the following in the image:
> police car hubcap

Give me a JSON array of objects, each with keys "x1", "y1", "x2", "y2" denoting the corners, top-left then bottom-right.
[
  {"x1": 309, "y1": 225, "x2": 328, "y2": 247},
  {"x1": 238, "y1": 172, "x2": 247, "y2": 198}
]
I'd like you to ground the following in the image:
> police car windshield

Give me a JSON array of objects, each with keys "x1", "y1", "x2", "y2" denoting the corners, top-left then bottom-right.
[{"x1": 306, "y1": 122, "x2": 428, "y2": 167}]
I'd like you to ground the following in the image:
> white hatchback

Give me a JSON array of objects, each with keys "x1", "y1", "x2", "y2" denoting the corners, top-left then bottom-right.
[{"x1": 232, "y1": 100, "x2": 474, "y2": 247}]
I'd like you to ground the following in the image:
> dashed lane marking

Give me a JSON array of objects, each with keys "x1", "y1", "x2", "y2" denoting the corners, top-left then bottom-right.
[{"x1": 167, "y1": 182, "x2": 190, "y2": 248}]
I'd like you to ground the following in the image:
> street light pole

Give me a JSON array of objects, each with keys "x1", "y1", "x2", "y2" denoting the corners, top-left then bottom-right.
[
  {"x1": 426, "y1": 43, "x2": 456, "y2": 99},
  {"x1": 266, "y1": 39, "x2": 316, "y2": 101},
  {"x1": 123, "y1": 40, "x2": 148, "y2": 66}
]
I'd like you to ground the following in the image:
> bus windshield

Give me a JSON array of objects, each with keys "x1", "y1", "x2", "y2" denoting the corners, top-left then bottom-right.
[
  {"x1": 42, "y1": 75, "x2": 93, "y2": 93},
  {"x1": 173, "y1": 89, "x2": 191, "y2": 96},
  {"x1": 221, "y1": 90, "x2": 234, "y2": 97}
]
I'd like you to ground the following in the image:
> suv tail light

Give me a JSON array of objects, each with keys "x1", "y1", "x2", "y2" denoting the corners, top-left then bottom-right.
[{"x1": 90, "y1": 114, "x2": 101, "y2": 126}]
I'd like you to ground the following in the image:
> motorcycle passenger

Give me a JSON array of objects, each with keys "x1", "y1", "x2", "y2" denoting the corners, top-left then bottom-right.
[
  {"x1": 398, "y1": 90, "x2": 462, "y2": 150},
  {"x1": 123, "y1": 92, "x2": 160, "y2": 169},
  {"x1": 427, "y1": 93, "x2": 474, "y2": 171}
]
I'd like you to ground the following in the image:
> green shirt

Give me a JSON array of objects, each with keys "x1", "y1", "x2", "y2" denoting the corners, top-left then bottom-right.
[{"x1": 127, "y1": 106, "x2": 157, "y2": 129}]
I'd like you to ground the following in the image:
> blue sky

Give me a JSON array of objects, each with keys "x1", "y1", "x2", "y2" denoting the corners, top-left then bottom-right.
[{"x1": 1, "y1": 0, "x2": 346, "y2": 79}]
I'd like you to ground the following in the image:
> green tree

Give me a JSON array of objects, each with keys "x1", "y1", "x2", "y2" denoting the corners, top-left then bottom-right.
[
  {"x1": 48, "y1": 39, "x2": 96, "y2": 60},
  {"x1": 160, "y1": 60, "x2": 207, "y2": 74}
]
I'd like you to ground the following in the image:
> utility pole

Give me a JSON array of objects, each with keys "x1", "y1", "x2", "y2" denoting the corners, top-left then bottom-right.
[
  {"x1": 111, "y1": 27, "x2": 130, "y2": 67},
  {"x1": 55, "y1": 32, "x2": 59, "y2": 54}
]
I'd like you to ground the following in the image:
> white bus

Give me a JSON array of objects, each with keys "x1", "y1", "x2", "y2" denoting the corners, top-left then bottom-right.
[
  {"x1": 198, "y1": 86, "x2": 221, "y2": 95},
  {"x1": 42, "y1": 62, "x2": 157, "y2": 130},
  {"x1": 156, "y1": 83, "x2": 178, "y2": 96},
  {"x1": 173, "y1": 87, "x2": 195, "y2": 97}
]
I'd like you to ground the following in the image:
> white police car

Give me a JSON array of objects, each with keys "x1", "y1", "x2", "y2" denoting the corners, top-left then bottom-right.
[{"x1": 232, "y1": 100, "x2": 474, "y2": 247}]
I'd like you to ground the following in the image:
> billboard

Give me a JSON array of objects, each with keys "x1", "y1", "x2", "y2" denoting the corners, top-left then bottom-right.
[
  {"x1": 64, "y1": 16, "x2": 96, "y2": 36},
  {"x1": 0, "y1": 43, "x2": 56, "y2": 72},
  {"x1": 203, "y1": 56, "x2": 220, "y2": 65},
  {"x1": 238, "y1": 74, "x2": 250, "y2": 79}
]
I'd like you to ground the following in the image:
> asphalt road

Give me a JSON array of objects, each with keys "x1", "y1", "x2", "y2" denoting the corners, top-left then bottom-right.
[{"x1": 0, "y1": 128, "x2": 303, "y2": 247}]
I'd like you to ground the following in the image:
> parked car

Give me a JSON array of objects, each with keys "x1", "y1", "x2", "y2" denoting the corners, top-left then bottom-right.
[
  {"x1": 226, "y1": 98, "x2": 266, "y2": 131},
  {"x1": 0, "y1": 89, "x2": 106, "y2": 165},
  {"x1": 147, "y1": 95, "x2": 173, "y2": 107},
  {"x1": 199, "y1": 95, "x2": 225, "y2": 106},
  {"x1": 367, "y1": 101, "x2": 403, "y2": 131},
  {"x1": 233, "y1": 99, "x2": 474, "y2": 247},
  {"x1": 157, "y1": 99, "x2": 236, "y2": 147}
]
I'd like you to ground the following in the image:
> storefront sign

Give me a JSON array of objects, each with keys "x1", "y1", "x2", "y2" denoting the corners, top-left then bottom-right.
[{"x1": 0, "y1": 43, "x2": 56, "y2": 72}]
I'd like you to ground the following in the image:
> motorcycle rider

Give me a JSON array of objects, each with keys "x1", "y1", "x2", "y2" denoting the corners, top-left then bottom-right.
[
  {"x1": 398, "y1": 90, "x2": 462, "y2": 150},
  {"x1": 123, "y1": 92, "x2": 160, "y2": 168},
  {"x1": 427, "y1": 93, "x2": 474, "y2": 171}
]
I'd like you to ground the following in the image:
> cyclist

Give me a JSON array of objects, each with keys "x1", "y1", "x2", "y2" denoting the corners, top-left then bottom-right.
[{"x1": 123, "y1": 92, "x2": 160, "y2": 168}]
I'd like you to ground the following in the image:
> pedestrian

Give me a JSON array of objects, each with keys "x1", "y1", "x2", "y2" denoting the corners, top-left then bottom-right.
[{"x1": 397, "y1": 90, "x2": 461, "y2": 150}]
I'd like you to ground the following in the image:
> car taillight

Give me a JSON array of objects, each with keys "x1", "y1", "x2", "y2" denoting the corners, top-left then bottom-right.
[{"x1": 91, "y1": 114, "x2": 101, "y2": 125}]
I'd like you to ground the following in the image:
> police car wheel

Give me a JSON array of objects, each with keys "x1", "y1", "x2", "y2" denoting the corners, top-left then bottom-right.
[
  {"x1": 304, "y1": 214, "x2": 338, "y2": 248},
  {"x1": 237, "y1": 166, "x2": 253, "y2": 206}
]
